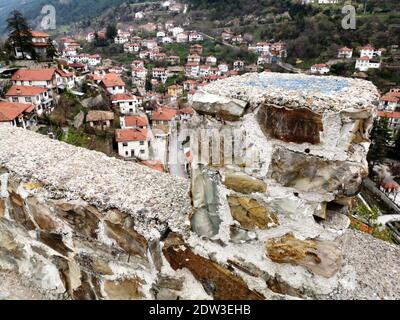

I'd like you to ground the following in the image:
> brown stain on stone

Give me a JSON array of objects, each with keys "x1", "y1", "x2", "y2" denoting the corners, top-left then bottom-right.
[
  {"x1": 0, "y1": 199, "x2": 5, "y2": 218},
  {"x1": 163, "y1": 233, "x2": 265, "y2": 300},
  {"x1": 104, "y1": 278, "x2": 144, "y2": 300},
  {"x1": 266, "y1": 233, "x2": 342, "y2": 278},
  {"x1": 223, "y1": 172, "x2": 267, "y2": 194},
  {"x1": 104, "y1": 220, "x2": 148, "y2": 259},
  {"x1": 257, "y1": 104, "x2": 323, "y2": 144},
  {"x1": 227, "y1": 196, "x2": 279, "y2": 230},
  {"x1": 9, "y1": 191, "x2": 36, "y2": 231}
]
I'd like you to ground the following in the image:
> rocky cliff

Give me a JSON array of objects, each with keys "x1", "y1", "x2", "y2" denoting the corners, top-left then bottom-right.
[{"x1": 0, "y1": 72, "x2": 399, "y2": 300}]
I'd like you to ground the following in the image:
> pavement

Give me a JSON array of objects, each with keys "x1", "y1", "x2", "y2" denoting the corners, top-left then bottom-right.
[{"x1": 168, "y1": 129, "x2": 188, "y2": 179}]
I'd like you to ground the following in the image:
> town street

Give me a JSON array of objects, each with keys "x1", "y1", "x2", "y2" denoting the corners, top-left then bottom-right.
[{"x1": 168, "y1": 128, "x2": 188, "y2": 179}]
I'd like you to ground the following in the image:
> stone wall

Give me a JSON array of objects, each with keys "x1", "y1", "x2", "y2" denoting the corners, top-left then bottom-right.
[{"x1": 0, "y1": 73, "x2": 399, "y2": 300}]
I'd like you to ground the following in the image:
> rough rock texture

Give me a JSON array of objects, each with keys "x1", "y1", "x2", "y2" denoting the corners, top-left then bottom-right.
[{"x1": 0, "y1": 73, "x2": 398, "y2": 300}]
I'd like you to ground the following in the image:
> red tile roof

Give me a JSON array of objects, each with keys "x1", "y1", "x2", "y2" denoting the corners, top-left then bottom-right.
[
  {"x1": 56, "y1": 69, "x2": 74, "y2": 77},
  {"x1": 378, "y1": 111, "x2": 400, "y2": 119},
  {"x1": 115, "y1": 128, "x2": 148, "y2": 142},
  {"x1": 30, "y1": 30, "x2": 49, "y2": 38},
  {"x1": 124, "y1": 116, "x2": 148, "y2": 127},
  {"x1": 179, "y1": 107, "x2": 194, "y2": 115},
  {"x1": 381, "y1": 92, "x2": 400, "y2": 103},
  {"x1": 12, "y1": 68, "x2": 56, "y2": 81},
  {"x1": 0, "y1": 102, "x2": 34, "y2": 122},
  {"x1": 101, "y1": 73, "x2": 125, "y2": 87},
  {"x1": 5, "y1": 85, "x2": 47, "y2": 97},
  {"x1": 151, "y1": 107, "x2": 177, "y2": 121},
  {"x1": 112, "y1": 93, "x2": 137, "y2": 101}
]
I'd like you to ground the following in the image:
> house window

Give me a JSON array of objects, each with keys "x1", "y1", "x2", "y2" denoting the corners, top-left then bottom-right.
[
  {"x1": 25, "y1": 97, "x2": 32, "y2": 103},
  {"x1": 140, "y1": 150, "x2": 145, "y2": 154},
  {"x1": 123, "y1": 142, "x2": 128, "y2": 147},
  {"x1": 12, "y1": 97, "x2": 18, "y2": 102},
  {"x1": 140, "y1": 141, "x2": 144, "y2": 146},
  {"x1": 125, "y1": 151, "x2": 129, "y2": 156}
]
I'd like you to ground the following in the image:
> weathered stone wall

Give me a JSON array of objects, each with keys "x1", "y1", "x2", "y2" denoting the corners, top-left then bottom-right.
[{"x1": 0, "y1": 73, "x2": 399, "y2": 300}]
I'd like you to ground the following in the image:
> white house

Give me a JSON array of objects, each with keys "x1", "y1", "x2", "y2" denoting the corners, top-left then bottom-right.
[
  {"x1": 233, "y1": 60, "x2": 244, "y2": 71},
  {"x1": 256, "y1": 42, "x2": 272, "y2": 54},
  {"x1": 360, "y1": 44, "x2": 382, "y2": 59},
  {"x1": 355, "y1": 57, "x2": 381, "y2": 72},
  {"x1": 112, "y1": 93, "x2": 142, "y2": 114},
  {"x1": 114, "y1": 34, "x2": 130, "y2": 45},
  {"x1": 185, "y1": 63, "x2": 200, "y2": 78},
  {"x1": 5, "y1": 85, "x2": 53, "y2": 116},
  {"x1": 176, "y1": 33, "x2": 188, "y2": 43},
  {"x1": 218, "y1": 63, "x2": 229, "y2": 74},
  {"x1": 187, "y1": 54, "x2": 201, "y2": 64},
  {"x1": 152, "y1": 68, "x2": 169, "y2": 83},
  {"x1": 206, "y1": 56, "x2": 217, "y2": 66},
  {"x1": 116, "y1": 128, "x2": 149, "y2": 160},
  {"x1": 199, "y1": 65, "x2": 211, "y2": 77},
  {"x1": 55, "y1": 69, "x2": 75, "y2": 90},
  {"x1": 100, "y1": 73, "x2": 126, "y2": 95},
  {"x1": 171, "y1": 27, "x2": 184, "y2": 37},
  {"x1": 132, "y1": 67, "x2": 148, "y2": 79},
  {"x1": 310, "y1": 64, "x2": 330, "y2": 75},
  {"x1": 379, "y1": 89, "x2": 400, "y2": 112},
  {"x1": 124, "y1": 42, "x2": 141, "y2": 53},
  {"x1": 189, "y1": 31, "x2": 203, "y2": 42},
  {"x1": 338, "y1": 47, "x2": 353, "y2": 59},
  {"x1": 0, "y1": 101, "x2": 36, "y2": 128},
  {"x1": 120, "y1": 115, "x2": 148, "y2": 129},
  {"x1": 11, "y1": 68, "x2": 58, "y2": 91}
]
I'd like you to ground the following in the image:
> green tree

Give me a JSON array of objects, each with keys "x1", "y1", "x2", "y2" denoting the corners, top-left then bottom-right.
[
  {"x1": 46, "y1": 38, "x2": 57, "y2": 59},
  {"x1": 368, "y1": 117, "x2": 393, "y2": 169},
  {"x1": 394, "y1": 131, "x2": 400, "y2": 160},
  {"x1": 106, "y1": 24, "x2": 117, "y2": 40},
  {"x1": 6, "y1": 10, "x2": 33, "y2": 60}
]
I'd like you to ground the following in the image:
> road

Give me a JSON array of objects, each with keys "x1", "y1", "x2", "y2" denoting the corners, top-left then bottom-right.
[{"x1": 167, "y1": 129, "x2": 188, "y2": 179}]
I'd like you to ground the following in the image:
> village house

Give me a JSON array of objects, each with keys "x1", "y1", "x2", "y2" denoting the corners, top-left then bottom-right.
[
  {"x1": 170, "y1": 26, "x2": 184, "y2": 37},
  {"x1": 5, "y1": 86, "x2": 53, "y2": 116},
  {"x1": 132, "y1": 67, "x2": 148, "y2": 79},
  {"x1": 100, "y1": 73, "x2": 126, "y2": 95},
  {"x1": 355, "y1": 56, "x2": 381, "y2": 72},
  {"x1": 0, "y1": 101, "x2": 36, "y2": 128},
  {"x1": 310, "y1": 63, "x2": 330, "y2": 75},
  {"x1": 189, "y1": 31, "x2": 203, "y2": 42},
  {"x1": 176, "y1": 32, "x2": 188, "y2": 43},
  {"x1": 209, "y1": 67, "x2": 221, "y2": 76},
  {"x1": 168, "y1": 84, "x2": 183, "y2": 98},
  {"x1": 177, "y1": 106, "x2": 194, "y2": 122},
  {"x1": 63, "y1": 47, "x2": 77, "y2": 57},
  {"x1": 377, "y1": 111, "x2": 400, "y2": 136},
  {"x1": 190, "y1": 44, "x2": 203, "y2": 55},
  {"x1": 132, "y1": 60, "x2": 145, "y2": 68},
  {"x1": 152, "y1": 68, "x2": 169, "y2": 83},
  {"x1": 360, "y1": 44, "x2": 382, "y2": 59},
  {"x1": 11, "y1": 68, "x2": 58, "y2": 92},
  {"x1": 206, "y1": 56, "x2": 217, "y2": 66},
  {"x1": 14, "y1": 30, "x2": 50, "y2": 60},
  {"x1": 218, "y1": 63, "x2": 229, "y2": 74},
  {"x1": 338, "y1": 47, "x2": 353, "y2": 59},
  {"x1": 183, "y1": 80, "x2": 197, "y2": 92},
  {"x1": 112, "y1": 93, "x2": 142, "y2": 114},
  {"x1": 233, "y1": 60, "x2": 245, "y2": 71},
  {"x1": 144, "y1": 39, "x2": 158, "y2": 50},
  {"x1": 187, "y1": 54, "x2": 201, "y2": 64},
  {"x1": 86, "y1": 110, "x2": 114, "y2": 130},
  {"x1": 167, "y1": 55, "x2": 180, "y2": 65},
  {"x1": 151, "y1": 106, "x2": 177, "y2": 134},
  {"x1": 256, "y1": 42, "x2": 272, "y2": 54},
  {"x1": 199, "y1": 65, "x2": 211, "y2": 77},
  {"x1": 231, "y1": 35, "x2": 243, "y2": 45},
  {"x1": 162, "y1": 36, "x2": 174, "y2": 44},
  {"x1": 379, "y1": 89, "x2": 400, "y2": 112},
  {"x1": 114, "y1": 32, "x2": 130, "y2": 44},
  {"x1": 221, "y1": 29, "x2": 234, "y2": 42},
  {"x1": 157, "y1": 30, "x2": 166, "y2": 38},
  {"x1": 120, "y1": 115, "x2": 148, "y2": 129},
  {"x1": 55, "y1": 69, "x2": 75, "y2": 90},
  {"x1": 185, "y1": 63, "x2": 200, "y2": 78},
  {"x1": 153, "y1": 53, "x2": 167, "y2": 62},
  {"x1": 257, "y1": 53, "x2": 272, "y2": 65},
  {"x1": 124, "y1": 42, "x2": 141, "y2": 53},
  {"x1": 116, "y1": 128, "x2": 150, "y2": 159},
  {"x1": 167, "y1": 66, "x2": 185, "y2": 77}
]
